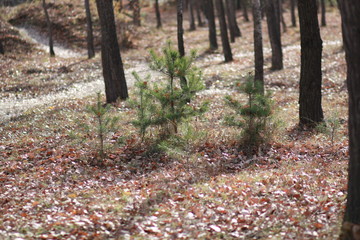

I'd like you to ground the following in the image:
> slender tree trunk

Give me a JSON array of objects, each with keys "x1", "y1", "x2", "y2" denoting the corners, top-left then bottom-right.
[
  {"x1": 225, "y1": 0, "x2": 236, "y2": 42},
  {"x1": 195, "y1": 1, "x2": 204, "y2": 26},
  {"x1": 216, "y1": 0, "x2": 233, "y2": 62},
  {"x1": 205, "y1": 0, "x2": 218, "y2": 50},
  {"x1": 42, "y1": 0, "x2": 55, "y2": 57},
  {"x1": 320, "y1": 0, "x2": 326, "y2": 26},
  {"x1": 155, "y1": 0, "x2": 162, "y2": 28},
  {"x1": 95, "y1": 0, "x2": 128, "y2": 103},
  {"x1": 298, "y1": 0, "x2": 323, "y2": 127},
  {"x1": 290, "y1": 0, "x2": 296, "y2": 27},
  {"x1": 177, "y1": 0, "x2": 185, "y2": 57},
  {"x1": 252, "y1": 0, "x2": 264, "y2": 86},
  {"x1": 189, "y1": 0, "x2": 196, "y2": 31},
  {"x1": 226, "y1": 0, "x2": 241, "y2": 38},
  {"x1": 265, "y1": 0, "x2": 283, "y2": 70},
  {"x1": 85, "y1": 0, "x2": 95, "y2": 59},
  {"x1": 338, "y1": 1, "x2": 360, "y2": 238},
  {"x1": 242, "y1": 0, "x2": 250, "y2": 21},
  {"x1": 279, "y1": 0, "x2": 287, "y2": 32}
]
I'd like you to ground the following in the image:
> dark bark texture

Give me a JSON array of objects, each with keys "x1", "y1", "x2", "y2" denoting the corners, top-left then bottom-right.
[
  {"x1": 85, "y1": 0, "x2": 95, "y2": 59},
  {"x1": 290, "y1": 0, "x2": 296, "y2": 27},
  {"x1": 195, "y1": 1, "x2": 204, "y2": 26},
  {"x1": 155, "y1": 0, "x2": 162, "y2": 28},
  {"x1": 177, "y1": 0, "x2": 185, "y2": 56},
  {"x1": 242, "y1": 0, "x2": 250, "y2": 21},
  {"x1": 95, "y1": 0, "x2": 128, "y2": 103},
  {"x1": 320, "y1": 0, "x2": 326, "y2": 26},
  {"x1": 205, "y1": 0, "x2": 218, "y2": 50},
  {"x1": 265, "y1": 0, "x2": 283, "y2": 70},
  {"x1": 216, "y1": 0, "x2": 233, "y2": 62},
  {"x1": 42, "y1": 0, "x2": 55, "y2": 57},
  {"x1": 252, "y1": 0, "x2": 264, "y2": 85},
  {"x1": 338, "y1": 1, "x2": 360, "y2": 237},
  {"x1": 0, "y1": 40, "x2": 4, "y2": 54},
  {"x1": 298, "y1": 0, "x2": 323, "y2": 126},
  {"x1": 189, "y1": 0, "x2": 196, "y2": 30}
]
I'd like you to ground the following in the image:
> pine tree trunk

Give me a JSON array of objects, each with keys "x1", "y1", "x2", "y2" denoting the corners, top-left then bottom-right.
[
  {"x1": 225, "y1": 0, "x2": 236, "y2": 42},
  {"x1": 177, "y1": 0, "x2": 185, "y2": 57},
  {"x1": 189, "y1": 0, "x2": 196, "y2": 31},
  {"x1": 195, "y1": 1, "x2": 204, "y2": 27},
  {"x1": 290, "y1": 0, "x2": 296, "y2": 27},
  {"x1": 279, "y1": 0, "x2": 287, "y2": 32},
  {"x1": 85, "y1": 0, "x2": 95, "y2": 59},
  {"x1": 252, "y1": 0, "x2": 264, "y2": 86},
  {"x1": 216, "y1": 0, "x2": 233, "y2": 62},
  {"x1": 95, "y1": 0, "x2": 128, "y2": 103},
  {"x1": 205, "y1": 0, "x2": 218, "y2": 50},
  {"x1": 155, "y1": 0, "x2": 162, "y2": 28},
  {"x1": 338, "y1": 1, "x2": 360, "y2": 237},
  {"x1": 298, "y1": 0, "x2": 323, "y2": 127},
  {"x1": 242, "y1": 0, "x2": 250, "y2": 21},
  {"x1": 320, "y1": 0, "x2": 326, "y2": 26},
  {"x1": 42, "y1": 0, "x2": 55, "y2": 57},
  {"x1": 265, "y1": 0, "x2": 283, "y2": 70}
]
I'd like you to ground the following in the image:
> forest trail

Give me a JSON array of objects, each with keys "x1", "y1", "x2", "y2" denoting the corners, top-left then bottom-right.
[{"x1": 0, "y1": 26, "x2": 158, "y2": 122}]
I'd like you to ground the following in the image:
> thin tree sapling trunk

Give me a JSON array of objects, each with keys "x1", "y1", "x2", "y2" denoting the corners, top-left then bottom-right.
[
  {"x1": 42, "y1": 0, "x2": 55, "y2": 57},
  {"x1": 155, "y1": 0, "x2": 162, "y2": 28}
]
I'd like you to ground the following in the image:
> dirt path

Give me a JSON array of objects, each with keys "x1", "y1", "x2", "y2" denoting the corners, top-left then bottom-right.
[{"x1": 0, "y1": 27, "x2": 159, "y2": 122}]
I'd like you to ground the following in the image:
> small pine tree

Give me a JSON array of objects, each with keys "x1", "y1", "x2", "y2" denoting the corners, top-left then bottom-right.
[
  {"x1": 130, "y1": 42, "x2": 208, "y2": 140},
  {"x1": 224, "y1": 75, "x2": 273, "y2": 153},
  {"x1": 87, "y1": 93, "x2": 119, "y2": 160}
]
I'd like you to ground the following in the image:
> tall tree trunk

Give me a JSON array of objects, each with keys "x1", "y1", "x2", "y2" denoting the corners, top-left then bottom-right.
[
  {"x1": 242, "y1": 0, "x2": 250, "y2": 21},
  {"x1": 131, "y1": 0, "x2": 141, "y2": 26},
  {"x1": 252, "y1": 0, "x2": 264, "y2": 86},
  {"x1": 298, "y1": 0, "x2": 323, "y2": 127},
  {"x1": 226, "y1": 0, "x2": 241, "y2": 38},
  {"x1": 225, "y1": 0, "x2": 236, "y2": 42},
  {"x1": 155, "y1": 0, "x2": 162, "y2": 28},
  {"x1": 95, "y1": 0, "x2": 128, "y2": 103},
  {"x1": 189, "y1": 0, "x2": 196, "y2": 31},
  {"x1": 205, "y1": 0, "x2": 218, "y2": 50},
  {"x1": 85, "y1": 0, "x2": 95, "y2": 59},
  {"x1": 279, "y1": 0, "x2": 287, "y2": 32},
  {"x1": 320, "y1": 0, "x2": 326, "y2": 26},
  {"x1": 216, "y1": 0, "x2": 233, "y2": 62},
  {"x1": 195, "y1": 1, "x2": 204, "y2": 27},
  {"x1": 177, "y1": 0, "x2": 185, "y2": 57},
  {"x1": 338, "y1": 1, "x2": 360, "y2": 238},
  {"x1": 290, "y1": 0, "x2": 296, "y2": 27},
  {"x1": 42, "y1": 0, "x2": 55, "y2": 57},
  {"x1": 265, "y1": 0, "x2": 283, "y2": 70}
]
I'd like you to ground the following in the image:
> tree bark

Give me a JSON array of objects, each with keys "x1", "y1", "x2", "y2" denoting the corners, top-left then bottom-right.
[
  {"x1": 216, "y1": 0, "x2": 233, "y2": 62},
  {"x1": 226, "y1": 0, "x2": 241, "y2": 39},
  {"x1": 225, "y1": 0, "x2": 236, "y2": 42},
  {"x1": 290, "y1": 0, "x2": 296, "y2": 27},
  {"x1": 279, "y1": 0, "x2": 287, "y2": 32},
  {"x1": 320, "y1": 0, "x2": 326, "y2": 26},
  {"x1": 265, "y1": 0, "x2": 283, "y2": 70},
  {"x1": 189, "y1": 0, "x2": 196, "y2": 31},
  {"x1": 205, "y1": 0, "x2": 218, "y2": 50},
  {"x1": 195, "y1": 1, "x2": 204, "y2": 27},
  {"x1": 242, "y1": 0, "x2": 250, "y2": 21},
  {"x1": 95, "y1": 0, "x2": 128, "y2": 103},
  {"x1": 298, "y1": 0, "x2": 323, "y2": 127},
  {"x1": 155, "y1": 0, "x2": 162, "y2": 28},
  {"x1": 252, "y1": 0, "x2": 264, "y2": 86},
  {"x1": 42, "y1": 0, "x2": 55, "y2": 57},
  {"x1": 84, "y1": 0, "x2": 95, "y2": 59},
  {"x1": 338, "y1": 1, "x2": 360, "y2": 238},
  {"x1": 177, "y1": 0, "x2": 185, "y2": 57}
]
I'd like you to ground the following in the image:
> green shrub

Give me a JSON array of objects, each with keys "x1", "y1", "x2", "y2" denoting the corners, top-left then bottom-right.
[
  {"x1": 130, "y1": 42, "x2": 208, "y2": 141},
  {"x1": 224, "y1": 75, "x2": 274, "y2": 153}
]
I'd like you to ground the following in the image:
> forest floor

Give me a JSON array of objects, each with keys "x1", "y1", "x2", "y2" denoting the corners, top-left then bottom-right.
[{"x1": 0, "y1": 1, "x2": 349, "y2": 239}]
